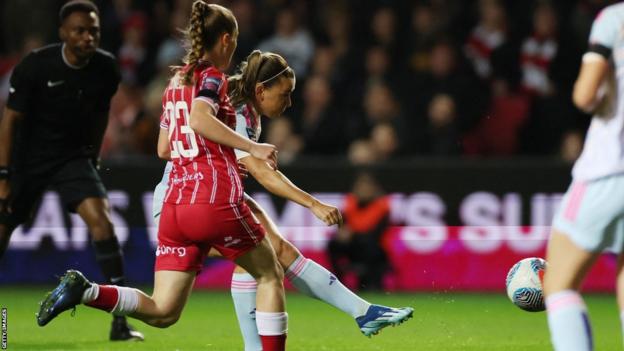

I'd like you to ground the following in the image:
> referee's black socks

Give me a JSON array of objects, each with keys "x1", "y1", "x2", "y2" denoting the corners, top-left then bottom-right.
[{"x1": 93, "y1": 237, "x2": 126, "y2": 287}]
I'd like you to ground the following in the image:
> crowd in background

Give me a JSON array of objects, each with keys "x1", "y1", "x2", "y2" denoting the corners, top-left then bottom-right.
[{"x1": 0, "y1": 0, "x2": 614, "y2": 164}]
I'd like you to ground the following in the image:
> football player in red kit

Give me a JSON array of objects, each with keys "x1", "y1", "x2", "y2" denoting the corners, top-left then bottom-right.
[{"x1": 36, "y1": 2, "x2": 289, "y2": 350}]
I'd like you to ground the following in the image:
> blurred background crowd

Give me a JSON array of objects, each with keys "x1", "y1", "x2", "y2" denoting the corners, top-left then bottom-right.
[{"x1": 0, "y1": 0, "x2": 614, "y2": 164}]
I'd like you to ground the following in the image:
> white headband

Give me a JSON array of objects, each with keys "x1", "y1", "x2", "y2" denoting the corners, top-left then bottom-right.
[{"x1": 259, "y1": 67, "x2": 291, "y2": 84}]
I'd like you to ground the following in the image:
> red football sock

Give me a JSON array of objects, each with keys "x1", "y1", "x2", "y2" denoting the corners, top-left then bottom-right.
[
  {"x1": 85, "y1": 285, "x2": 119, "y2": 312},
  {"x1": 260, "y1": 334, "x2": 286, "y2": 351}
]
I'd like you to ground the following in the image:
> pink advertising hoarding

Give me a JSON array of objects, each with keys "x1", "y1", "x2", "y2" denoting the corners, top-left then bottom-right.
[{"x1": 195, "y1": 193, "x2": 618, "y2": 292}]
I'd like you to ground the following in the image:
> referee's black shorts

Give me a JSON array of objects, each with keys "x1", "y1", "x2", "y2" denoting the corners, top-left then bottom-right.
[{"x1": 0, "y1": 157, "x2": 107, "y2": 227}]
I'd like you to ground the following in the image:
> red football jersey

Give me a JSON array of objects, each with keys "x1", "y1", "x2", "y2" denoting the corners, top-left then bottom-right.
[{"x1": 160, "y1": 64, "x2": 243, "y2": 205}]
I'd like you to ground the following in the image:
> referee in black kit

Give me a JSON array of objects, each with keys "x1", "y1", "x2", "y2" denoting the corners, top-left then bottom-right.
[{"x1": 0, "y1": 1, "x2": 143, "y2": 341}]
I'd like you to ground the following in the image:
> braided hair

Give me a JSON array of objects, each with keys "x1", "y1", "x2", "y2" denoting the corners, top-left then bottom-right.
[{"x1": 179, "y1": 1, "x2": 237, "y2": 85}]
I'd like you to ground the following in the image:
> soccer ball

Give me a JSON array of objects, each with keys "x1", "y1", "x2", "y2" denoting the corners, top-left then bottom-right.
[{"x1": 505, "y1": 257, "x2": 547, "y2": 312}]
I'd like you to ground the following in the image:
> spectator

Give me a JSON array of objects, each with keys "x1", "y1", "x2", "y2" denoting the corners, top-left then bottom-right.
[
  {"x1": 369, "y1": 7, "x2": 401, "y2": 60},
  {"x1": 309, "y1": 46, "x2": 337, "y2": 80},
  {"x1": 328, "y1": 172, "x2": 391, "y2": 291},
  {"x1": 323, "y1": 5, "x2": 352, "y2": 61},
  {"x1": 231, "y1": 0, "x2": 259, "y2": 66},
  {"x1": 118, "y1": 13, "x2": 148, "y2": 86},
  {"x1": 154, "y1": 7, "x2": 186, "y2": 73},
  {"x1": 320, "y1": 5, "x2": 355, "y2": 100},
  {"x1": 464, "y1": 0, "x2": 508, "y2": 80},
  {"x1": 345, "y1": 45, "x2": 402, "y2": 135},
  {"x1": 102, "y1": 84, "x2": 144, "y2": 158},
  {"x1": 370, "y1": 122, "x2": 401, "y2": 160},
  {"x1": 519, "y1": 1, "x2": 584, "y2": 155},
  {"x1": 348, "y1": 139, "x2": 379, "y2": 165},
  {"x1": 410, "y1": 38, "x2": 487, "y2": 137},
  {"x1": 264, "y1": 116, "x2": 303, "y2": 165},
  {"x1": 519, "y1": 2, "x2": 559, "y2": 96},
  {"x1": 298, "y1": 75, "x2": 346, "y2": 155},
  {"x1": 407, "y1": 3, "x2": 440, "y2": 74},
  {"x1": 424, "y1": 94, "x2": 462, "y2": 155},
  {"x1": 352, "y1": 80, "x2": 408, "y2": 148},
  {"x1": 463, "y1": 75, "x2": 530, "y2": 156},
  {"x1": 258, "y1": 7, "x2": 314, "y2": 78}
]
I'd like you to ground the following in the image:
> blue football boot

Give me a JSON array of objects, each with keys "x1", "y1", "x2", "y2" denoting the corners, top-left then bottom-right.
[
  {"x1": 36, "y1": 270, "x2": 91, "y2": 327},
  {"x1": 356, "y1": 305, "x2": 414, "y2": 337}
]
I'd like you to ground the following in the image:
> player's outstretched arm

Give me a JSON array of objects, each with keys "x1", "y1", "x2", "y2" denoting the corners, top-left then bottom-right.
[
  {"x1": 189, "y1": 100, "x2": 277, "y2": 169},
  {"x1": 240, "y1": 155, "x2": 342, "y2": 226}
]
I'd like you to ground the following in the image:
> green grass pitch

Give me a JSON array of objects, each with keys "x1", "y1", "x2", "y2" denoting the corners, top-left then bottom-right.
[{"x1": 0, "y1": 287, "x2": 619, "y2": 350}]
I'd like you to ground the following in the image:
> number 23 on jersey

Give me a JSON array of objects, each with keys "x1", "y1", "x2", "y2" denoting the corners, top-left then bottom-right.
[{"x1": 165, "y1": 100, "x2": 199, "y2": 159}]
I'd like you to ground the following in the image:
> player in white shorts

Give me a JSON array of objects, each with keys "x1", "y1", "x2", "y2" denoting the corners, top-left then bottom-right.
[
  {"x1": 544, "y1": 3, "x2": 624, "y2": 350},
  {"x1": 153, "y1": 51, "x2": 413, "y2": 350}
]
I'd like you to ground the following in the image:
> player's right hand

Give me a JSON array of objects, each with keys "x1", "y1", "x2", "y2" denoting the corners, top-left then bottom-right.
[
  {"x1": 250, "y1": 142, "x2": 278, "y2": 170},
  {"x1": 310, "y1": 200, "x2": 343, "y2": 226},
  {"x1": 0, "y1": 180, "x2": 11, "y2": 214}
]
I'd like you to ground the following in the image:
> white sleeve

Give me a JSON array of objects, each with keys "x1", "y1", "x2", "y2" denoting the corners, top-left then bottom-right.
[
  {"x1": 234, "y1": 112, "x2": 252, "y2": 160},
  {"x1": 588, "y1": 6, "x2": 619, "y2": 56}
]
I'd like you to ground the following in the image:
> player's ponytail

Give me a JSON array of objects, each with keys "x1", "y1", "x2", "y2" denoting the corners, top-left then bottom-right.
[
  {"x1": 179, "y1": 1, "x2": 237, "y2": 85},
  {"x1": 229, "y1": 50, "x2": 263, "y2": 107},
  {"x1": 229, "y1": 50, "x2": 295, "y2": 107}
]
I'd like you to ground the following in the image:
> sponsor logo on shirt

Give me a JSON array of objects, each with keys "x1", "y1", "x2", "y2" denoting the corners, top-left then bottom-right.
[
  {"x1": 223, "y1": 235, "x2": 242, "y2": 248},
  {"x1": 171, "y1": 171, "x2": 204, "y2": 185}
]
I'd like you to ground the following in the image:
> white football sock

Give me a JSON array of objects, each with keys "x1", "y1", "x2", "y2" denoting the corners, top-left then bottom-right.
[
  {"x1": 81, "y1": 284, "x2": 99, "y2": 304},
  {"x1": 111, "y1": 287, "x2": 139, "y2": 316},
  {"x1": 231, "y1": 273, "x2": 262, "y2": 351},
  {"x1": 546, "y1": 290, "x2": 593, "y2": 351},
  {"x1": 286, "y1": 255, "x2": 370, "y2": 318},
  {"x1": 256, "y1": 311, "x2": 288, "y2": 336}
]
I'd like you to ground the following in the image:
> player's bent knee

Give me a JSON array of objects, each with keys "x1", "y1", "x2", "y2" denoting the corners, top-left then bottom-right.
[
  {"x1": 255, "y1": 262, "x2": 284, "y2": 285},
  {"x1": 147, "y1": 308, "x2": 182, "y2": 328},
  {"x1": 269, "y1": 261, "x2": 286, "y2": 282},
  {"x1": 276, "y1": 240, "x2": 300, "y2": 266},
  {"x1": 150, "y1": 316, "x2": 180, "y2": 328}
]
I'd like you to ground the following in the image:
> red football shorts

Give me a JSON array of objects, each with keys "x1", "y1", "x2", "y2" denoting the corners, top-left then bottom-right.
[{"x1": 155, "y1": 201, "x2": 265, "y2": 272}]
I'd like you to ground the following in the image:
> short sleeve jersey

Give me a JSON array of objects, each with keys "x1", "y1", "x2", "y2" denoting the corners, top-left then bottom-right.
[
  {"x1": 6, "y1": 44, "x2": 120, "y2": 167},
  {"x1": 160, "y1": 64, "x2": 243, "y2": 205},
  {"x1": 573, "y1": 3, "x2": 624, "y2": 180},
  {"x1": 234, "y1": 103, "x2": 262, "y2": 160}
]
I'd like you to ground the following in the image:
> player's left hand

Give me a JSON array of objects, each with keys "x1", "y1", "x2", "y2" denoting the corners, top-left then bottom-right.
[{"x1": 310, "y1": 200, "x2": 343, "y2": 226}]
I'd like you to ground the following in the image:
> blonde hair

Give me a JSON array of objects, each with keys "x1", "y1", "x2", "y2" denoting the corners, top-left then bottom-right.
[
  {"x1": 179, "y1": 1, "x2": 237, "y2": 85},
  {"x1": 228, "y1": 50, "x2": 295, "y2": 107}
]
